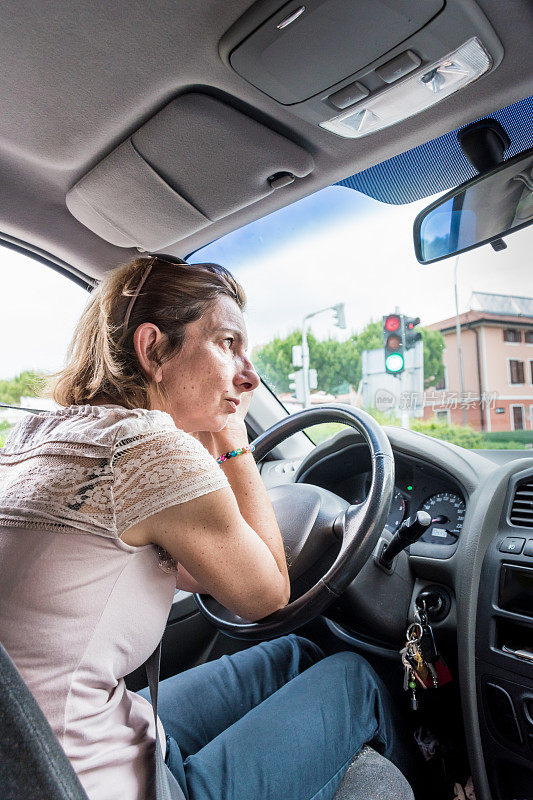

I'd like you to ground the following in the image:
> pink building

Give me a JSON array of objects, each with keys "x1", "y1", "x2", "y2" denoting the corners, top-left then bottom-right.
[{"x1": 423, "y1": 293, "x2": 533, "y2": 432}]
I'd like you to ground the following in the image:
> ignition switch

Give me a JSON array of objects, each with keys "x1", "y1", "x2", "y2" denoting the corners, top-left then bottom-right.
[{"x1": 415, "y1": 585, "x2": 452, "y2": 622}]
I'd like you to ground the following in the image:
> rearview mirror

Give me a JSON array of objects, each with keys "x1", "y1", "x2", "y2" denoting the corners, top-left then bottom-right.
[{"x1": 413, "y1": 146, "x2": 533, "y2": 264}]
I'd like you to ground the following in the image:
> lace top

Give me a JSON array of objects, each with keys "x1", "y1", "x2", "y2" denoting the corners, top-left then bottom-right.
[
  {"x1": 0, "y1": 403, "x2": 228, "y2": 551},
  {"x1": 0, "y1": 404, "x2": 229, "y2": 800}
]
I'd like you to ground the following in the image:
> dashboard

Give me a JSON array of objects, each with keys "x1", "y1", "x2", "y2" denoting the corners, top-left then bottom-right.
[
  {"x1": 295, "y1": 438, "x2": 467, "y2": 559},
  {"x1": 261, "y1": 424, "x2": 533, "y2": 800}
]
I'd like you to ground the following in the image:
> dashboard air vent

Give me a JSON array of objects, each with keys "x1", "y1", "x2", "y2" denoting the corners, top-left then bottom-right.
[{"x1": 510, "y1": 478, "x2": 533, "y2": 528}]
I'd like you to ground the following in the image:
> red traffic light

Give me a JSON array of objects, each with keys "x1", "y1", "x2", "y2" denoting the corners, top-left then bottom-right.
[{"x1": 384, "y1": 314, "x2": 401, "y2": 332}]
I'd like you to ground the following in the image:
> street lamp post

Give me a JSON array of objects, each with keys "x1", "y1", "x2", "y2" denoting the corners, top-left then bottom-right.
[
  {"x1": 301, "y1": 303, "x2": 346, "y2": 407},
  {"x1": 301, "y1": 315, "x2": 311, "y2": 408},
  {"x1": 454, "y1": 255, "x2": 468, "y2": 427}
]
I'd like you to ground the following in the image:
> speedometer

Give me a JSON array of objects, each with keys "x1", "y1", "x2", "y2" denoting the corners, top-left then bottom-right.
[
  {"x1": 385, "y1": 487, "x2": 406, "y2": 532},
  {"x1": 419, "y1": 492, "x2": 466, "y2": 545}
]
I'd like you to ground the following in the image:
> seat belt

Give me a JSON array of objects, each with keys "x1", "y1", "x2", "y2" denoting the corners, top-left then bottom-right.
[{"x1": 145, "y1": 643, "x2": 187, "y2": 800}]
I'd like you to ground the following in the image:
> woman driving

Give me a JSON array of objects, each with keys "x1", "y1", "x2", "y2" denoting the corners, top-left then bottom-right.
[{"x1": 0, "y1": 256, "x2": 412, "y2": 800}]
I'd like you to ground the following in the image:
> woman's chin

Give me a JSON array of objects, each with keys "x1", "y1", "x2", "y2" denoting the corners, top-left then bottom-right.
[
  {"x1": 213, "y1": 415, "x2": 231, "y2": 432},
  {"x1": 196, "y1": 413, "x2": 230, "y2": 434}
]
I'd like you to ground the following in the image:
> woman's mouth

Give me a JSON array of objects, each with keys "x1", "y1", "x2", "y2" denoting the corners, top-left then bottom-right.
[{"x1": 226, "y1": 398, "x2": 239, "y2": 412}]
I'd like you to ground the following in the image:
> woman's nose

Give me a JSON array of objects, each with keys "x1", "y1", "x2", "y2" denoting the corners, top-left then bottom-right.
[{"x1": 235, "y1": 360, "x2": 260, "y2": 392}]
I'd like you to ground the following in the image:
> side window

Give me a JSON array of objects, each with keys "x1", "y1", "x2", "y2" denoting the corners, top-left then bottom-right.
[
  {"x1": 0, "y1": 249, "x2": 90, "y2": 445},
  {"x1": 503, "y1": 328, "x2": 521, "y2": 343},
  {"x1": 508, "y1": 359, "x2": 525, "y2": 385}
]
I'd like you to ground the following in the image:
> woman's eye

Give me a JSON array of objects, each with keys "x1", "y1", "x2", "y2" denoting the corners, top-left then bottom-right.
[{"x1": 223, "y1": 337, "x2": 234, "y2": 348}]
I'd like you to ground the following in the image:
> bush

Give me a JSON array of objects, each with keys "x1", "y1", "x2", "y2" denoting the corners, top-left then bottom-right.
[
  {"x1": 483, "y1": 430, "x2": 533, "y2": 445},
  {"x1": 301, "y1": 408, "x2": 530, "y2": 450},
  {"x1": 410, "y1": 420, "x2": 485, "y2": 449},
  {"x1": 479, "y1": 440, "x2": 528, "y2": 449},
  {"x1": 410, "y1": 420, "x2": 528, "y2": 449}
]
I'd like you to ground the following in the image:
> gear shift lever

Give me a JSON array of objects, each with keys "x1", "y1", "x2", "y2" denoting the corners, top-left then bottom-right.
[{"x1": 379, "y1": 510, "x2": 432, "y2": 570}]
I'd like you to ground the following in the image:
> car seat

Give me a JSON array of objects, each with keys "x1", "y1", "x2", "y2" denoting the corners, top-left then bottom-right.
[{"x1": 0, "y1": 641, "x2": 414, "y2": 799}]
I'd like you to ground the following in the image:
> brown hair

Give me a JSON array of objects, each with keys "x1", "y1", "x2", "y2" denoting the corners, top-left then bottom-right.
[{"x1": 52, "y1": 256, "x2": 246, "y2": 409}]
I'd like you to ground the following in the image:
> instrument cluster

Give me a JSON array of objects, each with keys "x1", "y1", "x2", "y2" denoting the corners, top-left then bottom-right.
[
  {"x1": 383, "y1": 462, "x2": 466, "y2": 547},
  {"x1": 295, "y1": 441, "x2": 467, "y2": 553}
]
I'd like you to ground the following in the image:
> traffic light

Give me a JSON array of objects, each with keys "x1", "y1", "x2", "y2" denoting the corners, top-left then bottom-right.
[
  {"x1": 288, "y1": 369, "x2": 305, "y2": 401},
  {"x1": 288, "y1": 368, "x2": 317, "y2": 401},
  {"x1": 332, "y1": 303, "x2": 346, "y2": 329},
  {"x1": 404, "y1": 316, "x2": 422, "y2": 350},
  {"x1": 383, "y1": 313, "x2": 404, "y2": 374}
]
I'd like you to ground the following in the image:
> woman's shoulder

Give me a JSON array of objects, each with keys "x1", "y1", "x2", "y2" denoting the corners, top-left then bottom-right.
[
  {"x1": 1, "y1": 404, "x2": 179, "y2": 456},
  {"x1": 101, "y1": 405, "x2": 179, "y2": 444}
]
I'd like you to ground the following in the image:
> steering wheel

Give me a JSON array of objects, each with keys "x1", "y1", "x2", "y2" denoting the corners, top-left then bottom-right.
[{"x1": 195, "y1": 404, "x2": 394, "y2": 640}]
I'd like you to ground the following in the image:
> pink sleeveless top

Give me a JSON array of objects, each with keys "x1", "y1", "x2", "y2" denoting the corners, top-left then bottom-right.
[{"x1": 0, "y1": 405, "x2": 228, "y2": 800}]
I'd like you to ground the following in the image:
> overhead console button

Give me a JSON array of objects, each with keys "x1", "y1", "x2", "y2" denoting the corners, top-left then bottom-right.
[
  {"x1": 227, "y1": 0, "x2": 443, "y2": 104},
  {"x1": 376, "y1": 50, "x2": 421, "y2": 84},
  {"x1": 329, "y1": 81, "x2": 369, "y2": 110}
]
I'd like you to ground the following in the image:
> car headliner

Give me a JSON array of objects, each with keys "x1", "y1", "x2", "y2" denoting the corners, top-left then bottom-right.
[{"x1": 1, "y1": 0, "x2": 533, "y2": 282}]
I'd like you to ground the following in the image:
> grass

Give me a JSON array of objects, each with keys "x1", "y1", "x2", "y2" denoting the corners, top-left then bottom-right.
[
  {"x1": 304, "y1": 422, "x2": 350, "y2": 445},
  {"x1": 0, "y1": 420, "x2": 14, "y2": 448}
]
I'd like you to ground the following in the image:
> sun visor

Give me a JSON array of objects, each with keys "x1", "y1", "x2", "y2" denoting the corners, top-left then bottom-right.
[{"x1": 66, "y1": 94, "x2": 314, "y2": 250}]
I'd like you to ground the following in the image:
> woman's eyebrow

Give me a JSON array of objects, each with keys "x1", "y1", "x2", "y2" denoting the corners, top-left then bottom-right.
[{"x1": 211, "y1": 326, "x2": 248, "y2": 350}]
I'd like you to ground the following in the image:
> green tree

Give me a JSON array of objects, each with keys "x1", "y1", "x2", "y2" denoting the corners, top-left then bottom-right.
[
  {"x1": 352, "y1": 320, "x2": 383, "y2": 357},
  {"x1": 0, "y1": 370, "x2": 46, "y2": 405},
  {"x1": 252, "y1": 330, "x2": 305, "y2": 394},
  {"x1": 252, "y1": 330, "x2": 359, "y2": 395},
  {"x1": 420, "y1": 328, "x2": 445, "y2": 388},
  {"x1": 251, "y1": 318, "x2": 445, "y2": 396}
]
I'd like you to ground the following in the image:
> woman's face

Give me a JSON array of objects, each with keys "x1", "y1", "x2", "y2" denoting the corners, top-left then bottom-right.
[{"x1": 159, "y1": 295, "x2": 260, "y2": 433}]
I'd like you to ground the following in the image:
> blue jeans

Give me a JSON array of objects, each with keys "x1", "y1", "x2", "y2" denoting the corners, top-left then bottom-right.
[{"x1": 137, "y1": 634, "x2": 412, "y2": 800}]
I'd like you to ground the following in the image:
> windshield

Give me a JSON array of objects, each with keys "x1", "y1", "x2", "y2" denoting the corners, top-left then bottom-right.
[{"x1": 191, "y1": 185, "x2": 532, "y2": 450}]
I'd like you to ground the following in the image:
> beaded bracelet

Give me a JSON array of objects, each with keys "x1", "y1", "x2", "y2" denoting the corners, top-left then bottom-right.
[{"x1": 216, "y1": 444, "x2": 255, "y2": 464}]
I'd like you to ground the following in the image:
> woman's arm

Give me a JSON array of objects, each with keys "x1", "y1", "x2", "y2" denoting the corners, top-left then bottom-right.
[
  {"x1": 147, "y1": 393, "x2": 290, "y2": 617},
  {"x1": 144, "y1": 484, "x2": 290, "y2": 621},
  {"x1": 210, "y1": 423, "x2": 289, "y2": 588},
  {"x1": 173, "y1": 435, "x2": 289, "y2": 598},
  {"x1": 175, "y1": 562, "x2": 208, "y2": 594}
]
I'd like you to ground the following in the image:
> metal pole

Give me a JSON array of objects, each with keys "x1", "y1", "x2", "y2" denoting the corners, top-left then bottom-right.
[
  {"x1": 301, "y1": 304, "x2": 345, "y2": 408},
  {"x1": 454, "y1": 255, "x2": 467, "y2": 426},
  {"x1": 301, "y1": 318, "x2": 310, "y2": 408}
]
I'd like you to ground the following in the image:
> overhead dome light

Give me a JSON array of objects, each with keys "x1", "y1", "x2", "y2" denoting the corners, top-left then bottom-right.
[{"x1": 320, "y1": 38, "x2": 492, "y2": 138}]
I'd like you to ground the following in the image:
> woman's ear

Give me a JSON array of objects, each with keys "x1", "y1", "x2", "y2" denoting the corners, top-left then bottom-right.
[{"x1": 133, "y1": 323, "x2": 164, "y2": 382}]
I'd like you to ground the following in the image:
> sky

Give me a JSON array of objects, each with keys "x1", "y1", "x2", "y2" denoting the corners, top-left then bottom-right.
[
  {"x1": 192, "y1": 186, "x2": 532, "y2": 350},
  {"x1": 1, "y1": 184, "x2": 532, "y2": 380}
]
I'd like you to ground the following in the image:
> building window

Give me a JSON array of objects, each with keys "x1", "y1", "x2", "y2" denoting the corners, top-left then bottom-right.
[
  {"x1": 511, "y1": 405, "x2": 525, "y2": 430},
  {"x1": 435, "y1": 410, "x2": 450, "y2": 424},
  {"x1": 509, "y1": 359, "x2": 525, "y2": 384},
  {"x1": 530, "y1": 360, "x2": 533, "y2": 384},
  {"x1": 503, "y1": 329, "x2": 522, "y2": 343},
  {"x1": 526, "y1": 331, "x2": 533, "y2": 344},
  {"x1": 435, "y1": 365, "x2": 447, "y2": 391}
]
